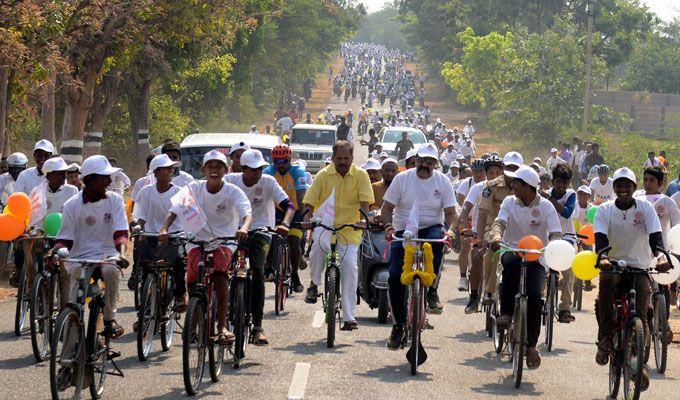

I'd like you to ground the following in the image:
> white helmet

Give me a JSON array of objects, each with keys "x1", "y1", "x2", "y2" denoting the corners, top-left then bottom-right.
[{"x1": 7, "y1": 152, "x2": 28, "y2": 167}]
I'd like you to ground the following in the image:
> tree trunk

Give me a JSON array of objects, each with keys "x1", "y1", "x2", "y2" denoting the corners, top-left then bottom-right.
[
  {"x1": 85, "y1": 70, "x2": 122, "y2": 157},
  {"x1": 62, "y1": 68, "x2": 98, "y2": 163},
  {"x1": 0, "y1": 67, "x2": 8, "y2": 160},
  {"x1": 2, "y1": 70, "x2": 14, "y2": 158},
  {"x1": 126, "y1": 71, "x2": 152, "y2": 170},
  {"x1": 40, "y1": 71, "x2": 57, "y2": 143}
]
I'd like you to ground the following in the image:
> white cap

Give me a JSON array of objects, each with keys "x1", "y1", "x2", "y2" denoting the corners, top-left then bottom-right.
[
  {"x1": 229, "y1": 141, "x2": 250, "y2": 155},
  {"x1": 550, "y1": 147, "x2": 558, "y2": 153},
  {"x1": 7, "y1": 152, "x2": 28, "y2": 166},
  {"x1": 379, "y1": 151, "x2": 388, "y2": 158},
  {"x1": 149, "y1": 154, "x2": 181, "y2": 172},
  {"x1": 456, "y1": 153, "x2": 465, "y2": 160},
  {"x1": 293, "y1": 159, "x2": 307, "y2": 170},
  {"x1": 416, "y1": 143, "x2": 439, "y2": 159},
  {"x1": 80, "y1": 155, "x2": 120, "y2": 177},
  {"x1": 404, "y1": 148, "x2": 418, "y2": 160},
  {"x1": 533, "y1": 157, "x2": 542, "y2": 163},
  {"x1": 612, "y1": 167, "x2": 636, "y2": 184},
  {"x1": 503, "y1": 151, "x2": 524, "y2": 167},
  {"x1": 240, "y1": 149, "x2": 269, "y2": 169},
  {"x1": 467, "y1": 120, "x2": 472, "y2": 124},
  {"x1": 34, "y1": 139, "x2": 55, "y2": 154},
  {"x1": 381, "y1": 157, "x2": 398, "y2": 167},
  {"x1": 251, "y1": 125, "x2": 257, "y2": 129},
  {"x1": 577, "y1": 185, "x2": 592, "y2": 195},
  {"x1": 374, "y1": 142, "x2": 383, "y2": 147},
  {"x1": 449, "y1": 161, "x2": 460, "y2": 169},
  {"x1": 202, "y1": 150, "x2": 228, "y2": 167},
  {"x1": 42, "y1": 157, "x2": 69, "y2": 174},
  {"x1": 67, "y1": 163, "x2": 80, "y2": 172},
  {"x1": 150, "y1": 145, "x2": 163, "y2": 156},
  {"x1": 504, "y1": 165, "x2": 540, "y2": 188},
  {"x1": 324, "y1": 156, "x2": 332, "y2": 165},
  {"x1": 362, "y1": 158, "x2": 381, "y2": 171}
]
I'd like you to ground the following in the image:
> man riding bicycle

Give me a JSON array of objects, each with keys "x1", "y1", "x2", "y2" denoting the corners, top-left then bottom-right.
[
  {"x1": 490, "y1": 165, "x2": 562, "y2": 369},
  {"x1": 381, "y1": 143, "x2": 457, "y2": 348},
  {"x1": 264, "y1": 144, "x2": 309, "y2": 292}
]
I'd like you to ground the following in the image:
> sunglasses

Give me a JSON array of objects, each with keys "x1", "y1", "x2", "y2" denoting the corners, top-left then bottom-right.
[{"x1": 273, "y1": 159, "x2": 289, "y2": 165}]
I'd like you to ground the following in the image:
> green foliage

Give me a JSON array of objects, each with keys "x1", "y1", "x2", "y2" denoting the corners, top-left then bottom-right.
[{"x1": 353, "y1": 2, "x2": 408, "y2": 50}]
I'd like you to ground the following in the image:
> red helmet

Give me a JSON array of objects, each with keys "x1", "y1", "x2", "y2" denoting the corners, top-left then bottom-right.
[{"x1": 272, "y1": 144, "x2": 292, "y2": 160}]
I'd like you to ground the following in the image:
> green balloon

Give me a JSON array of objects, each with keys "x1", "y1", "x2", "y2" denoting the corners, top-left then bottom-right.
[
  {"x1": 586, "y1": 206, "x2": 598, "y2": 225},
  {"x1": 44, "y1": 213, "x2": 62, "y2": 237}
]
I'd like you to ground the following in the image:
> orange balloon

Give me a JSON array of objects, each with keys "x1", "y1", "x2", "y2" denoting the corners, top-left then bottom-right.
[
  {"x1": 7, "y1": 192, "x2": 31, "y2": 222},
  {"x1": 579, "y1": 224, "x2": 595, "y2": 246},
  {"x1": 0, "y1": 214, "x2": 26, "y2": 241},
  {"x1": 517, "y1": 235, "x2": 543, "y2": 261}
]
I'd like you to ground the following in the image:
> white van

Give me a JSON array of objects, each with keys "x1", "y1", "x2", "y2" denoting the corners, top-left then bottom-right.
[
  {"x1": 289, "y1": 124, "x2": 337, "y2": 173},
  {"x1": 180, "y1": 133, "x2": 281, "y2": 178}
]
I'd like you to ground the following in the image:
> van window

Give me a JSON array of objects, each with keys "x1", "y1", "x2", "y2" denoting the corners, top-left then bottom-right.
[
  {"x1": 291, "y1": 129, "x2": 336, "y2": 146},
  {"x1": 180, "y1": 147, "x2": 272, "y2": 178}
]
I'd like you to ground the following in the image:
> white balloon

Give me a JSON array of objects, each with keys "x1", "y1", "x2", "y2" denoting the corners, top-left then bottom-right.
[
  {"x1": 544, "y1": 240, "x2": 576, "y2": 272},
  {"x1": 652, "y1": 252, "x2": 680, "y2": 285},
  {"x1": 669, "y1": 225, "x2": 680, "y2": 253}
]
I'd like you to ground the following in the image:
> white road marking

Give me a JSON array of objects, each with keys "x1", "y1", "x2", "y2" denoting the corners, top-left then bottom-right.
[
  {"x1": 288, "y1": 362, "x2": 311, "y2": 400},
  {"x1": 311, "y1": 310, "x2": 324, "y2": 328}
]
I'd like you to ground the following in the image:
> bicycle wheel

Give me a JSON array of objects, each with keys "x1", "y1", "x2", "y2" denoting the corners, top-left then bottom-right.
[
  {"x1": 544, "y1": 273, "x2": 556, "y2": 352},
  {"x1": 609, "y1": 344, "x2": 622, "y2": 399},
  {"x1": 86, "y1": 299, "x2": 108, "y2": 399},
  {"x1": 573, "y1": 279, "x2": 583, "y2": 311},
  {"x1": 274, "y1": 243, "x2": 286, "y2": 316},
  {"x1": 0, "y1": 240, "x2": 12, "y2": 275},
  {"x1": 160, "y1": 273, "x2": 176, "y2": 352},
  {"x1": 377, "y1": 289, "x2": 389, "y2": 324},
  {"x1": 652, "y1": 293, "x2": 668, "y2": 374},
  {"x1": 209, "y1": 292, "x2": 225, "y2": 381},
  {"x1": 137, "y1": 274, "x2": 158, "y2": 361},
  {"x1": 492, "y1": 303, "x2": 505, "y2": 354},
  {"x1": 50, "y1": 308, "x2": 85, "y2": 400},
  {"x1": 232, "y1": 279, "x2": 248, "y2": 367},
  {"x1": 183, "y1": 297, "x2": 206, "y2": 396},
  {"x1": 408, "y1": 281, "x2": 421, "y2": 375},
  {"x1": 30, "y1": 273, "x2": 51, "y2": 362},
  {"x1": 512, "y1": 297, "x2": 527, "y2": 389},
  {"x1": 623, "y1": 317, "x2": 645, "y2": 400},
  {"x1": 325, "y1": 266, "x2": 338, "y2": 348},
  {"x1": 15, "y1": 266, "x2": 29, "y2": 336}
]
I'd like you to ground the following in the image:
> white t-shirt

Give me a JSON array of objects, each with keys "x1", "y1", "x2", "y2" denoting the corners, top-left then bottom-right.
[
  {"x1": 169, "y1": 181, "x2": 251, "y2": 245},
  {"x1": 15, "y1": 167, "x2": 44, "y2": 195},
  {"x1": 643, "y1": 157, "x2": 662, "y2": 168},
  {"x1": 589, "y1": 177, "x2": 615, "y2": 204},
  {"x1": 573, "y1": 202, "x2": 591, "y2": 230},
  {"x1": 383, "y1": 169, "x2": 456, "y2": 231},
  {"x1": 495, "y1": 195, "x2": 562, "y2": 247},
  {"x1": 57, "y1": 191, "x2": 129, "y2": 261},
  {"x1": 594, "y1": 198, "x2": 662, "y2": 269},
  {"x1": 173, "y1": 171, "x2": 195, "y2": 187},
  {"x1": 459, "y1": 143, "x2": 475, "y2": 157},
  {"x1": 464, "y1": 181, "x2": 486, "y2": 232},
  {"x1": 224, "y1": 174, "x2": 288, "y2": 230},
  {"x1": 131, "y1": 175, "x2": 153, "y2": 202},
  {"x1": 633, "y1": 192, "x2": 680, "y2": 248},
  {"x1": 456, "y1": 177, "x2": 474, "y2": 199},
  {"x1": 133, "y1": 184, "x2": 182, "y2": 233},
  {"x1": 29, "y1": 183, "x2": 79, "y2": 228},
  {"x1": 672, "y1": 192, "x2": 680, "y2": 209},
  {"x1": 108, "y1": 170, "x2": 131, "y2": 195},
  {"x1": 440, "y1": 150, "x2": 457, "y2": 166},
  {"x1": 0, "y1": 173, "x2": 16, "y2": 204},
  {"x1": 546, "y1": 156, "x2": 565, "y2": 176}
]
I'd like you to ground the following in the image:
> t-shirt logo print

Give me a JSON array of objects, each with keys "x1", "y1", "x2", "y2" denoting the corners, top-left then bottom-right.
[
  {"x1": 531, "y1": 208, "x2": 541, "y2": 218},
  {"x1": 103, "y1": 213, "x2": 113, "y2": 224},
  {"x1": 433, "y1": 189, "x2": 442, "y2": 198},
  {"x1": 216, "y1": 202, "x2": 229, "y2": 213},
  {"x1": 85, "y1": 215, "x2": 97, "y2": 226}
]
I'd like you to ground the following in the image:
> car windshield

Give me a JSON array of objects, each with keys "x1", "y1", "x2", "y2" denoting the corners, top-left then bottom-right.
[
  {"x1": 180, "y1": 146, "x2": 272, "y2": 178},
  {"x1": 382, "y1": 130, "x2": 426, "y2": 144},
  {"x1": 290, "y1": 129, "x2": 336, "y2": 146}
]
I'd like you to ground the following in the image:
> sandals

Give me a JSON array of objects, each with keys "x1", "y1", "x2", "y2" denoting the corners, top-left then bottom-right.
[
  {"x1": 173, "y1": 296, "x2": 187, "y2": 313},
  {"x1": 217, "y1": 327, "x2": 235, "y2": 345},
  {"x1": 104, "y1": 320, "x2": 124, "y2": 339},
  {"x1": 526, "y1": 347, "x2": 541, "y2": 369},
  {"x1": 251, "y1": 328, "x2": 269, "y2": 346}
]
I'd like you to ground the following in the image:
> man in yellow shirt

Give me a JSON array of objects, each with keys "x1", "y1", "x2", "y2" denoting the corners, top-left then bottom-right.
[{"x1": 302, "y1": 141, "x2": 374, "y2": 331}]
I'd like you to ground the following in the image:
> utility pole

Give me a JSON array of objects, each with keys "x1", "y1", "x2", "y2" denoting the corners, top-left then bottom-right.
[{"x1": 581, "y1": 0, "x2": 595, "y2": 138}]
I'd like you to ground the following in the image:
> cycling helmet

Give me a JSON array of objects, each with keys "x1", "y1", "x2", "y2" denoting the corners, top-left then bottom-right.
[
  {"x1": 272, "y1": 144, "x2": 292, "y2": 160},
  {"x1": 471, "y1": 159, "x2": 486, "y2": 171},
  {"x1": 481, "y1": 152, "x2": 491, "y2": 160},
  {"x1": 7, "y1": 152, "x2": 28, "y2": 167},
  {"x1": 484, "y1": 155, "x2": 503, "y2": 171},
  {"x1": 596, "y1": 164, "x2": 610, "y2": 174}
]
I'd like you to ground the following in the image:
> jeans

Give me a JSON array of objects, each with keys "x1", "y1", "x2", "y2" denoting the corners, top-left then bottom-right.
[
  {"x1": 247, "y1": 231, "x2": 272, "y2": 328},
  {"x1": 596, "y1": 272, "x2": 651, "y2": 349},
  {"x1": 499, "y1": 252, "x2": 546, "y2": 348},
  {"x1": 138, "y1": 237, "x2": 186, "y2": 298},
  {"x1": 388, "y1": 225, "x2": 445, "y2": 324}
]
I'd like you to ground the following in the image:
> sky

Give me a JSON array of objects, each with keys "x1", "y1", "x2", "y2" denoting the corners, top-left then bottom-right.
[{"x1": 361, "y1": 0, "x2": 679, "y2": 22}]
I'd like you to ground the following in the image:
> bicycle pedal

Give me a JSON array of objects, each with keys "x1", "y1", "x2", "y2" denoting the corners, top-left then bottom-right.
[{"x1": 108, "y1": 350, "x2": 121, "y2": 360}]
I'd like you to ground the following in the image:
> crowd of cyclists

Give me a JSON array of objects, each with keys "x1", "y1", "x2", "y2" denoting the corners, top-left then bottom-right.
[{"x1": 0, "y1": 41, "x2": 678, "y2": 398}]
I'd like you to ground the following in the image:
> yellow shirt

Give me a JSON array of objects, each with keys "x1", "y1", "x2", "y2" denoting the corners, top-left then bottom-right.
[{"x1": 303, "y1": 164, "x2": 374, "y2": 244}]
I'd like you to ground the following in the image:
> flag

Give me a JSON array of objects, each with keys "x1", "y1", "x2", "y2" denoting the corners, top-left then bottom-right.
[
  {"x1": 29, "y1": 181, "x2": 48, "y2": 227},
  {"x1": 404, "y1": 197, "x2": 419, "y2": 238},
  {"x1": 171, "y1": 184, "x2": 207, "y2": 234},
  {"x1": 312, "y1": 189, "x2": 335, "y2": 250}
]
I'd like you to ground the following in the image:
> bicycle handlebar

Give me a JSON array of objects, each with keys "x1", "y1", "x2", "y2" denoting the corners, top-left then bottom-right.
[{"x1": 563, "y1": 232, "x2": 589, "y2": 240}]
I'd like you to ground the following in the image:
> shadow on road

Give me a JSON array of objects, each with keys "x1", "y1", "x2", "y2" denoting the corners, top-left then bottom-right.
[
  {"x1": 273, "y1": 339, "x2": 351, "y2": 355},
  {"x1": 459, "y1": 351, "x2": 509, "y2": 372},
  {"x1": 448, "y1": 330, "x2": 489, "y2": 344},
  {"x1": 471, "y1": 375, "x2": 543, "y2": 396},
  {"x1": 537, "y1": 346, "x2": 570, "y2": 357},
  {"x1": 447, "y1": 297, "x2": 468, "y2": 306},
  {"x1": 222, "y1": 361, "x2": 262, "y2": 377},
  {"x1": 143, "y1": 387, "x2": 221, "y2": 399},
  {"x1": 0, "y1": 353, "x2": 35, "y2": 370},
  {"x1": 355, "y1": 364, "x2": 434, "y2": 382}
]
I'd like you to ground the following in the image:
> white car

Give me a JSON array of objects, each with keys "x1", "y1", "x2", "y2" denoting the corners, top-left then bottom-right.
[
  {"x1": 378, "y1": 126, "x2": 427, "y2": 159},
  {"x1": 180, "y1": 133, "x2": 281, "y2": 178},
  {"x1": 289, "y1": 124, "x2": 336, "y2": 173}
]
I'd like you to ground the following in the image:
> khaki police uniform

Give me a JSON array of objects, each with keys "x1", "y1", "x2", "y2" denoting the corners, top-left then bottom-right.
[{"x1": 478, "y1": 176, "x2": 513, "y2": 293}]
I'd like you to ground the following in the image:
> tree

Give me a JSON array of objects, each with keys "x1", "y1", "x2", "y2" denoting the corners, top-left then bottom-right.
[{"x1": 354, "y1": 1, "x2": 408, "y2": 50}]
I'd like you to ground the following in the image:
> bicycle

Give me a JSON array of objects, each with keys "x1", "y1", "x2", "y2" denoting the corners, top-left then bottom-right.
[
  {"x1": 135, "y1": 231, "x2": 186, "y2": 362},
  {"x1": 49, "y1": 250, "x2": 124, "y2": 400},
  {"x1": 14, "y1": 235, "x2": 33, "y2": 337},
  {"x1": 228, "y1": 241, "x2": 250, "y2": 369},
  {"x1": 565, "y1": 233, "x2": 589, "y2": 312},
  {"x1": 129, "y1": 229, "x2": 144, "y2": 311},
  {"x1": 28, "y1": 231, "x2": 59, "y2": 362},
  {"x1": 304, "y1": 214, "x2": 367, "y2": 349},
  {"x1": 596, "y1": 246, "x2": 673, "y2": 400},
  {"x1": 270, "y1": 230, "x2": 291, "y2": 316},
  {"x1": 391, "y1": 230, "x2": 449, "y2": 375},
  {"x1": 492, "y1": 242, "x2": 543, "y2": 389},
  {"x1": 645, "y1": 279, "x2": 670, "y2": 374}
]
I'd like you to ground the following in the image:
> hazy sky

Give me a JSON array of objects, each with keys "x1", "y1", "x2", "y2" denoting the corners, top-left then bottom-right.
[{"x1": 361, "y1": 0, "x2": 679, "y2": 22}]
